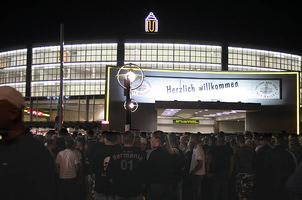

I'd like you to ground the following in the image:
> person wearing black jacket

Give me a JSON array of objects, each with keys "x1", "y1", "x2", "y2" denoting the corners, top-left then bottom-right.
[
  {"x1": 253, "y1": 134, "x2": 272, "y2": 200},
  {"x1": 91, "y1": 132, "x2": 120, "y2": 200},
  {"x1": 145, "y1": 130, "x2": 176, "y2": 200},
  {"x1": 265, "y1": 134, "x2": 297, "y2": 200},
  {"x1": 0, "y1": 86, "x2": 56, "y2": 200},
  {"x1": 107, "y1": 131, "x2": 145, "y2": 200}
]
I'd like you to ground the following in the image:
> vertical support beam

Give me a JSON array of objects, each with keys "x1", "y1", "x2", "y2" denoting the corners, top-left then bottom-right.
[
  {"x1": 86, "y1": 96, "x2": 89, "y2": 122},
  {"x1": 26, "y1": 44, "x2": 32, "y2": 97},
  {"x1": 117, "y1": 37, "x2": 125, "y2": 67},
  {"x1": 221, "y1": 41, "x2": 228, "y2": 71},
  {"x1": 58, "y1": 23, "x2": 64, "y2": 131}
]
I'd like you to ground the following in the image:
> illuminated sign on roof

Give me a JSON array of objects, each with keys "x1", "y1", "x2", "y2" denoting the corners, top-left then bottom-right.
[{"x1": 145, "y1": 12, "x2": 158, "y2": 33}]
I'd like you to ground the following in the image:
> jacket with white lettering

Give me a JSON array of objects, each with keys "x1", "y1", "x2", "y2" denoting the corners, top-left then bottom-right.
[{"x1": 106, "y1": 147, "x2": 146, "y2": 197}]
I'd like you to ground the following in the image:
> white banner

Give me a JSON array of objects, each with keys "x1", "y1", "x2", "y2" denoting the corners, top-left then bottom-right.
[{"x1": 131, "y1": 77, "x2": 280, "y2": 103}]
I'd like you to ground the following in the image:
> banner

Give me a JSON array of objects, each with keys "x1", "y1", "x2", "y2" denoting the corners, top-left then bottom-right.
[{"x1": 131, "y1": 77, "x2": 280, "y2": 103}]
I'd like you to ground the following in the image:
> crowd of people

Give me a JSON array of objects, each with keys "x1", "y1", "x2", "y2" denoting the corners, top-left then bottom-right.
[
  {"x1": 31, "y1": 129, "x2": 302, "y2": 200},
  {"x1": 2, "y1": 86, "x2": 302, "y2": 200}
]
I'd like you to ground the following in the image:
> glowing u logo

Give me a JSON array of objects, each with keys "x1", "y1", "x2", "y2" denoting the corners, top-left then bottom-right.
[{"x1": 145, "y1": 12, "x2": 158, "y2": 33}]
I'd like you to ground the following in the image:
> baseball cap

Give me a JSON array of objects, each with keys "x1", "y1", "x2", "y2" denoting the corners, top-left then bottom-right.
[{"x1": 0, "y1": 86, "x2": 25, "y2": 109}]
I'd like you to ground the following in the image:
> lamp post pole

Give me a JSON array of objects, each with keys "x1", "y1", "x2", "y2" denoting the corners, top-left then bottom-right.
[
  {"x1": 125, "y1": 74, "x2": 131, "y2": 131},
  {"x1": 58, "y1": 23, "x2": 64, "y2": 131}
]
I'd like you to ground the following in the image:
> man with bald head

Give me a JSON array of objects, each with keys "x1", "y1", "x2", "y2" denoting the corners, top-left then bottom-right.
[{"x1": 0, "y1": 86, "x2": 56, "y2": 200}]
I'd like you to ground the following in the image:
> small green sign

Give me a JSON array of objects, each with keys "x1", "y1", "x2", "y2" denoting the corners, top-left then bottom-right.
[{"x1": 173, "y1": 119, "x2": 200, "y2": 124}]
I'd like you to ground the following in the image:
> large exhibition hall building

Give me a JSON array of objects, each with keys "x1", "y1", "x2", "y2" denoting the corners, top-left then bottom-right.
[{"x1": 0, "y1": 13, "x2": 301, "y2": 134}]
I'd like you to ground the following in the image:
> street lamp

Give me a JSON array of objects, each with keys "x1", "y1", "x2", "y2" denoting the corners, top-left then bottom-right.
[{"x1": 116, "y1": 63, "x2": 144, "y2": 131}]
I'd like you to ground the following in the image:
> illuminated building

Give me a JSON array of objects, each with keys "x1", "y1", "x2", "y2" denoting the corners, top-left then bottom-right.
[{"x1": 0, "y1": 14, "x2": 301, "y2": 132}]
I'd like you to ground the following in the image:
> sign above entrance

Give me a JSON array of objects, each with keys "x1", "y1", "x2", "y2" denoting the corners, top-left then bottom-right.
[
  {"x1": 145, "y1": 12, "x2": 158, "y2": 33},
  {"x1": 131, "y1": 77, "x2": 281, "y2": 103},
  {"x1": 173, "y1": 119, "x2": 200, "y2": 124}
]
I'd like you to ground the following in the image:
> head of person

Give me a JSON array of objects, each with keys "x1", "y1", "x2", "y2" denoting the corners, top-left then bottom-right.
[
  {"x1": 123, "y1": 131, "x2": 135, "y2": 146},
  {"x1": 169, "y1": 134, "x2": 179, "y2": 148},
  {"x1": 75, "y1": 137, "x2": 86, "y2": 150},
  {"x1": 0, "y1": 86, "x2": 25, "y2": 138},
  {"x1": 65, "y1": 138, "x2": 75, "y2": 150},
  {"x1": 260, "y1": 134, "x2": 271, "y2": 146},
  {"x1": 87, "y1": 129, "x2": 95, "y2": 139},
  {"x1": 59, "y1": 128, "x2": 69, "y2": 138},
  {"x1": 275, "y1": 133, "x2": 287, "y2": 148},
  {"x1": 47, "y1": 138, "x2": 57, "y2": 150},
  {"x1": 190, "y1": 134, "x2": 200, "y2": 147},
  {"x1": 140, "y1": 137, "x2": 147, "y2": 151},
  {"x1": 151, "y1": 130, "x2": 173, "y2": 154},
  {"x1": 216, "y1": 133, "x2": 225, "y2": 146},
  {"x1": 236, "y1": 134, "x2": 245, "y2": 146},
  {"x1": 230, "y1": 138, "x2": 238, "y2": 150},
  {"x1": 104, "y1": 131, "x2": 118, "y2": 145}
]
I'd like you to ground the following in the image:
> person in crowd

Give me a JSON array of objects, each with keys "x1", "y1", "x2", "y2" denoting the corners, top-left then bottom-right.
[
  {"x1": 145, "y1": 130, "x2": 176, "y2": 200},
  {"x1": 169, "y1": 134, "x2": 185, "y2": 200},
  {"x1": 189, "y1": 134, "x2": 206, "y2": 200},
  {"x1": 86, "y1": 131, "x2": 103, "y2": 200},
  {"x1": 253, "y1": 132, "x2": 260, "y2": 150},
  {"x1": 55, "y1": 138, "x2": 81, "y2": 200},
  {"x1": 207, "y1": 133, "x2": 234, "y2": 200},
  {"x1": 56, "y1": 128, "x2": 69, "y2": 154},
  {"x1": 265, "y1": 133, "x2": 297, "y2": 200},
  {"x1": 87, "y1": 129, "x2": 95, "y2": 141},
  {"x1": 140, "y1": 137, "x2": 148, "y2": 152},
  {"x1": 133, "y1": 135, "x2": 141, "y2": 149},
  {"x1": 230, "y1": 138, "x2": 238, "y2": 152},
  {"x1": 289, "y1": 138, "x2": 299, "y2": 157},
  {"x1": 253, "y1": 133, "x2": 273, "y2": 200},
  {"x1": 91, "y1": 132, "x2": 120, "y2": 200},
  {"x1": 71, "y1": 131, "x2": 78, "y2": 138},
  {"x1": 0, "y1": 86, "x2": 56, "y2": 200},
  {"x1": 180, "y1": 135, "x2": 189, "y2": 152},
  {"x1": 245, "y1": 139, "x2": 254, "y2": 149},
  {"x1": 34, "y1": 134, "x2": 45, "y2": 144},
  {"x1": 47, "y1": 138, "x2": 57, "y2": 162},
  {"x1": 182, "y1": 136, "x2": 194, "y2": 200},
  {"x1": 201, "y1": 136, "x2": 210, "y2": 155},
  {"x1": 234, "y1": 134, "x2": 254, "y2": 200},
  {"x1": 287, "y1": 161, "x2": 302, "y2": 200},
  {"x1": 297, "y1": 136, "x2": 302, "y2": 164},
  {"x1": 76, "y1": 136, "x2": 87, "y2": 200},
  {"x1": 107, "y1": 131, "x2": 145, "y2": 200}
]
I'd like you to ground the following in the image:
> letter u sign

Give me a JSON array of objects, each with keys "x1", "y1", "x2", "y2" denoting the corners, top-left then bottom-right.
[
  {"x1": 147, "y1": 20, "x2": 158, "y2": 32},
  {"x1": 145, "y1": 12, "x2": 158, "y2": 33}
]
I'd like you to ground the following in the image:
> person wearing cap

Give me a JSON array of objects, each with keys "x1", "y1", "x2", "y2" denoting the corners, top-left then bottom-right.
[{"x1": 0, "y1": 86, "x2": 56, "y2": 200}]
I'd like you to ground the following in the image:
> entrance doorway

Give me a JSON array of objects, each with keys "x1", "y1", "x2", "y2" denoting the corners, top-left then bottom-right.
[{"x1": 155, "y1": 101, "x2": 261, "y2": 134}]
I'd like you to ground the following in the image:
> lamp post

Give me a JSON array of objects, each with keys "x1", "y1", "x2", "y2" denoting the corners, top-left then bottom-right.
[{"x1": 116, "y1": 63, "x2": 144, "y2": 131}]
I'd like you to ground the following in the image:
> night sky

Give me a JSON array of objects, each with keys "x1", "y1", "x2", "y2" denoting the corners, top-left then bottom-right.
[{"x1": 0, "y1": 1, "x2": 301, "y2": 54}]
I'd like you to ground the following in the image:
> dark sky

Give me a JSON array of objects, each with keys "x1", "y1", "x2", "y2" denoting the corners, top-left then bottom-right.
[{"x1": 0, "y1": 1, "x2": 301, "y2": 54}]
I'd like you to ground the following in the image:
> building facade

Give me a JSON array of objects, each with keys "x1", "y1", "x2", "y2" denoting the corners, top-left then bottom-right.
[{"x1": 0, "y1": 39, "x2": 301, "y2": 131}]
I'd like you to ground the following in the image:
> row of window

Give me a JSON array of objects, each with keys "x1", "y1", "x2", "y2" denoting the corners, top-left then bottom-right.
[
  {"x1": 31, "y1": 63, "x2": 109, "y2": 81},
  {"x1": 0, "y1": 49, "x2": 27, "y2": 68},
  {"x1": 32, "y1": 44, "x2": 118, "y2": 64},
  {"x1": 125, "y1": 43, "x2": 222, "y2": 63},
  {"x1": 0, "y1": 43, "x2": 301, "y2": 98},
  {"x1": 31, "y1": 80, "x2": 106, "y2": 97},
  {"x1": 229, "y1": 47, "x2": 301, "y2": 71}
]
